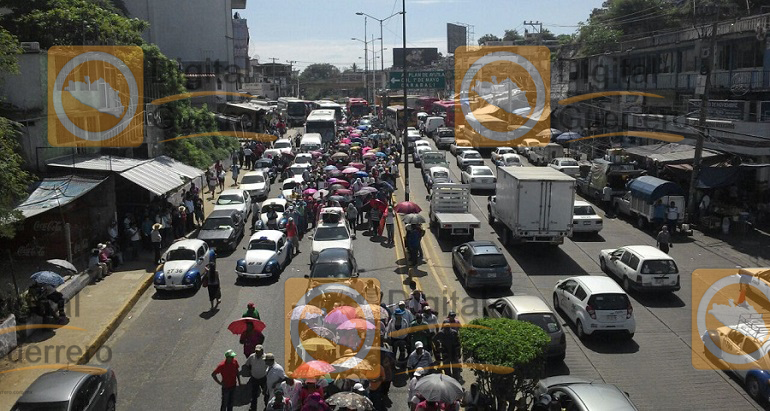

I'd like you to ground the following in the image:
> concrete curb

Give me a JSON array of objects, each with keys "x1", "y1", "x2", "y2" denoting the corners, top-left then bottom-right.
[{"x1": 76, "y1": 271, "x2": 154, "y2": 365}]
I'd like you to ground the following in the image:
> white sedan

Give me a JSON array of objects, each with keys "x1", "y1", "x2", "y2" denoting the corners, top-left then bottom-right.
[
  {"x1": 450, "y1": 139, "x2": 473, "y2": 156},
  {"x1": 461, "y1": 165, "x2": 496, "y2": 190},
  {"x1": 294, "y1": 153, "x2": 312, "y2": 164},
  {"x1": 549, "y1": 157, "x2": 580, "y2": 177},
  {"x1": 273, "y1": 138, "x2": 293, "y2": 155},
  {"x1": 213, "y1": 189, "x2": 251, "y2": 218},
  {"x1": 495, "y1": 153, "x2": 523, "y2": 167},
  {"x1": 491, "y1": 147, "x2": 516, "y2": 163},
  {"x1": 414, "y1": 146, "x2": 433, "y2": 168},
  {"x1": 310, "y1": 220, "x2": 352, "y2": 265},
  {"x1": 235, "y1": 230, "x2": 293, "y2": 279},
  {"x1": 240, "y1": 171, "x2": 269, "y2": 200},
  {"x1": 572, "y1": 201, "x2": 603, "y2": 234},
  {"x1": 456, "y1": 150, "x2": 484, "y2": 170}
]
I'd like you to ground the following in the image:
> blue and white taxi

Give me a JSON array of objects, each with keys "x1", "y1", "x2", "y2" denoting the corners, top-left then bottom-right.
[
  {"x1": 236, "y1": 230, "x2": 293, "y2": 279},
  {"x1": 153, "y1": 239, "x2": 215, "y2": 291}
]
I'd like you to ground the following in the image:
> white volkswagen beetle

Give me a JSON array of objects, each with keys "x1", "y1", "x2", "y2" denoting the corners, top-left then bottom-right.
[
  {"x1": 235, "y1": 230, "x2": 293, "y2": 279},
  {"x1": 259, "y1": 198, "x2": 288, "y2": 230},
  {"x1": 153, "y1": 239, "x2": 215, "y2": 291}
]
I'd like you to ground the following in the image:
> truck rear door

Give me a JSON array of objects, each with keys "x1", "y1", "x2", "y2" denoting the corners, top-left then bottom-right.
[
  {"x1": 543, "y1": 181, "x2": 574, "y2": 233},
  {"x1": 517, "y1": 180, "x2": 545, "y2": 232}
]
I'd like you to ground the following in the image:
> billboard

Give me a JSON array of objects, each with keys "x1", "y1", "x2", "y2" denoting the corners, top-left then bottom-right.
[
  {"x1": 392, "y1": 48, "x2": 439, "y2": 68},
  {"x1": 447, "y1": 23, "x2": 467, "y2": 54}
]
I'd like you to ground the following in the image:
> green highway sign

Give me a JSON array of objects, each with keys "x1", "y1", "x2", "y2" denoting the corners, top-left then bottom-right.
[{"x1": 389, "y1": 71, "x2": 446, "y2": 90}]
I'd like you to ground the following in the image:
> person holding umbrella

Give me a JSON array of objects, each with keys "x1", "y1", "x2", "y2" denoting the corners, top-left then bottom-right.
[
  {"x1": 211, "y1": 350, "x2": 242, "y2": 411},
  {"x1": 240, "y1": 321, "x2": 265, "y2": 359}
]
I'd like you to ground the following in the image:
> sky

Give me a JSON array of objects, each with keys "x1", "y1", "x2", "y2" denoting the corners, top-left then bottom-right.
[{"x1": 242, "y1": 0, "x2": 605, "y2": 72}]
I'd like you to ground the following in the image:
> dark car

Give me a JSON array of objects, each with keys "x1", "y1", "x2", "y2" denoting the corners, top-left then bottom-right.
[
  {"x1": 197, "y1": 209, "x2": 245, "y2": 252},
  {"x1": 451, "y1": 241, "x2": 512, "y2": 289},
  {"x1": 12, "y1": 366, "x2": 117, "y2": 411},
  {"x1": 306, "y1": 248, "x2": 358, "y2": 279}
]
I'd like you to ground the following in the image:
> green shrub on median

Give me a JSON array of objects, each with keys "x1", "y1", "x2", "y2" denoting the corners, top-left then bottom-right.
[{"x1": 459, "y1": 317, "x2": 549, "y2": 410}]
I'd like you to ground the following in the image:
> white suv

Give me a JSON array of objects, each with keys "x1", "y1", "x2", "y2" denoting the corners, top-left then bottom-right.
[{"x1": 553, "y1": 276, "x2": 636, "y2": 340}]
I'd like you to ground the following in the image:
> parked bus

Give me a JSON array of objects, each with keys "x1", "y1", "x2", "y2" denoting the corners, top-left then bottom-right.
[
  {"x1": 431, "y1": 100, "x2": 456, "y2": 127},
  {"x1": 346, "y1": 98, "x2": 370, "y2": 118},
  {"x1": 385, "y1": 105, "x2": 417, "y2": 133},
  {"x1": 277, "y1": 97, "x2": 309, "y2": 127},
  {"x1": 312, "y1": 100, "x2": 344, "y2": 122},
  {"x1": 305, "y1": 109, "x2": 337, "y2": 144}
]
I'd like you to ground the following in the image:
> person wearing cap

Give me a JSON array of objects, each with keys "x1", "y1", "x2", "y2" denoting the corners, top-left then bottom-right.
[
  {"x1": 245, "y1": 345, "x2": 267, "y2": 411},
  {"x1": 422, "y1": 306, "x2": 438, "y2": 331},
  {"x1": 387, "y1": 300, "x2": 413, "y2": 324},
  {"x1": 211, "y1": 350, "x2": 242, "y2": 411},
  {"x1": 265, "y1": 353, "x2": 287, "y2": 405},
  {"x1": 266, "y1": 388, "x2": 292, "y2": 410},
  {"x1": 406, "y1": 341, "x2": 434, "y2": 373},
  {"x1": 352, "y1": 382, "x2": 367, "y2": 396},
  {"x1": 243, "y1": 302, "x2": 261, "y2": 319},
  {"x1": 407, "y1": 368, "x2": 426, "y2": 411},
  {"x1": 385, "y1": 308, "x2": 410, "y2": 362},
  {"x1": 434, "y1": 314, "x2": 461, "y2": 376},
  {"x1": 406, "y1": 289, "x2": 426, "y2": 314},
  {"x1": 151, "y1": 223, "x2": 162, "y2": 264},
  {"x1": 299, "y1": 378, "x2": 324, "y2": 407},
  {"x1": 286, "y1": 217, "x2": 299, "y2": 256}
]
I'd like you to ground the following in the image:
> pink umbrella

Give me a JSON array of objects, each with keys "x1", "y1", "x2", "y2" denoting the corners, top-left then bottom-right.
[
  {"x1": 303, "y1": 188, "x2": 318, "y2": 195},
  {"x1": 395, "y1": 201, "x2": 422, "y2": 214},
  {"x1": 310, "y1": 151, "x2": 323, "y2": 158},
  {"x1": 342, "y1": 167, "x2": 359, "y2": 174},
  {"x1": 350, "y1": 133, "x2": 362, "y2": 138},
  {"x1": 349, "y1": 162, "x2": 366, "y2": 170},
  {"x1": 327, "y1": 169, "x2": 342, "y2": 177},
  {"x1": 292, "y1": 360, "x2": 335, "y2": 378},
  {"x1": 362, "y1": 152, "x2": 376, "y2": 159},
  {"x1": 335, "y1": 189, "x2": 353, "y2": 196},
  {"x1": 342, "y1": 138, "x2": 352, "y2": 144},
  {"x1": 362, "y1": 147, "x2": 372, "y2": 152},
  {"x1": 325, "y1": 306, "x2": 357, "y2": 324},
  {"x1": 227, "y1": 318, "x2": 266, "y2": 334},
  {"x1": 338, "y1": 318, "x2": 376, "y2": 331},
  {"x1": 327, "y1": 178, "x2": 350, "y2": 187}
]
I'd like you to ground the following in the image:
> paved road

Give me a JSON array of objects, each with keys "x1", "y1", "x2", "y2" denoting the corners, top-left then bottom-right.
[{"x1": 398, "y1": 135, "x2": 766, "y2": 410}]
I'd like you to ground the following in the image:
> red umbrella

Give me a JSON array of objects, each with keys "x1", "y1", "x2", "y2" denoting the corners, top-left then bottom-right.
[
  {"x1": 227, "y1": 318, "x2": 266, "y2": 334},
  {"x1": 395, "y1": 201, "x2": 422, "y2": 214},
  {"x1": 349, "y1": 162, "x2": 366, "y2": 170},
  {"x1": 342, "y1": 167, "x2": 359, "y2": 174},
  {"x1": 292, "y1": 360, "x2": 335, "y2": 378},
  {"x1": 335, "y1": 189, "x2": 353, "y2": 196},
  {"x1": 368, "y1": 199, "x2": 387, "y2": 212}
]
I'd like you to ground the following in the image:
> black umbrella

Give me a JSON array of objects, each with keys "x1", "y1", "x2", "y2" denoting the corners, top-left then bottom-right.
[{"x1": 46, "y1": 259, "x2": 77, "y2": 273}]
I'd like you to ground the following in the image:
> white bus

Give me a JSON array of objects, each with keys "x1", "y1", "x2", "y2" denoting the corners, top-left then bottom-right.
[
  {"x1": 305, "y1": 109, "x2": 337, "y2": 144},
  {"x1": 313, "y1": 100, "x2": 344, "y2": 122},
  {"x1": 277, "y1": 97, "x2": 308, "y2": 127}
]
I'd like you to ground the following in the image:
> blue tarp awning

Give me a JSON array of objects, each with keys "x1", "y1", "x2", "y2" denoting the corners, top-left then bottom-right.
[
  {"x1": 695, "y1": 167, "x2": 741, "y2": 189},
  {"x1": 627, "y1": 175, "x2": 684, "y2": 204},
  {"x1": 15, "y1": 176, "x2": 106, "y2": 218}
]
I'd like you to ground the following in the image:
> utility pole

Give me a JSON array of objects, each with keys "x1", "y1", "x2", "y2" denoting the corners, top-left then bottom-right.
[
  {"x1": 286, "y1": 60, "x2": 298, "y2": 97},
  {"x1": 371, "y1": 34, "x2": 377, "y2": 104},
  {"x1": 268, "y1": 57, "x2": 279, "y2": 97},
  {"x1": 523, "y1": 21, "x2": 543, "y2": 44},
  {"x1": 364, "y1": 17, "x2": 369, "y2": 102},
  {"x1": 402, "y1": 0, "x2": 409, "y2": 201},
  {"x1": 688, "y1": 9, "x2": 721, "y2": 216}
]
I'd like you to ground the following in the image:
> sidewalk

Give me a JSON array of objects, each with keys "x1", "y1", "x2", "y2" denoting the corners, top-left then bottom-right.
[{"x1": 0, "y1": 162, "x2": 239, "y2": 409}]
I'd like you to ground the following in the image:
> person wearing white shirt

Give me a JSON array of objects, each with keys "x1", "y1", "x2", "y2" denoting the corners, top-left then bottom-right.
[
  {"x1": 666, "y1": 201, "x2": 679, "y2": 233},
  {"x1": 264, "y1": 353, "x2": 286, "y2": 405},
  {"x1": 278, "y1": 378, "x2": 302, "y2": 411},
  {"x1": 407, "y1": 368, "x2": 425, "y2": 411},
  {"x1": 245, "y1": 346, "x2": 267, "y2": 411}
]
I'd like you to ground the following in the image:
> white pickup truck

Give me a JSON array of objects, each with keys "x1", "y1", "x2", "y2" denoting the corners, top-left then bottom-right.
[{"x1": 427, "y1": 183, "x2": 481, "y2": 240}]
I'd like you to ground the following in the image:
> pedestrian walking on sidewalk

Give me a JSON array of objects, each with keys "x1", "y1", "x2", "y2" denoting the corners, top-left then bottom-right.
[
  {"x1": 207, "y1": 171, "x2": 218, "y2": 196},
  {"x1": 194, "y1": 197, "x2": 204, "y2": 228},
  {"x1": 231, "y1": 162, "x2": 240, "y2": 186},
  {"x1": 204, "y1": 263, "x2": 221, "y2": 309},
  {"x1": 218, "y1": 168, "x2": 227, "y2": 192},
  {"x1": 656, "y1": 226, "x2": 671, "y2": 254},
  {"x1": 212, "y1": 350, "x2": 242, "y2": 411},
  {"x1": 151, "y1": 223, "x2": 163, "y2": 264}
]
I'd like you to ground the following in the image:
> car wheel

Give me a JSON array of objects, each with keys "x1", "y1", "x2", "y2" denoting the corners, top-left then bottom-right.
[
  {"x1": 636, "y1": 215, "x2": 646, "y2": 229},
  {"x1": 623, "y1": 276, "x2": 632, "y2": 291},
  {"x1": 599, "y1": 257, "x2": 607, "y2": 273},
  {"x1": 576, "y1": 320, "x2": 586, "y2": 339},
  {"x1": 747, "y1": 376, "x2": 762, "y2": 401},
  {"x1": 488, "y1": 212, "x2": 495, "y2": 225},
  {"x1": 106, "y1": 397, "x2": 116, "y2": 411},
  {"x1": 552, "y1": 293, "x2": 560, "y2": 311}
]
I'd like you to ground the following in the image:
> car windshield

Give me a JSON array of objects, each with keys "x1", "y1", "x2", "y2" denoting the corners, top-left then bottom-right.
[
  {"x1": 560, "y1": 160, "x2": 578, "y2": 166},
  {"x1": 295, "y1": 156, "x2": 310, "y2": 164},
  {"x1": 274, "y1": 141, "x2": 291, "y2": 148},
  {"x1": 12, "y1": 402, "x2": 70, "y2": 411},
  {"x1": 433, "y1": 171, "x2": 449, "y2": 179},
  {"x1": 573, "y1": 206, "x2": 597, "y2": 216},
  {"x1": 439, "y1": 131, "x2": 454, "y2": 137},
  {"x1": 641, "y1": 260, "x2": 678, "y2": 274},
  {"x1": 283, "y1": 181, "x2": 298, "y2": 190},
  {"x1": 504, "y1": 158, "x2": 520, "y2": 165},
  {"x1": 249, "y1": 239, "x2": 277, "y2": 251},
  {"x1": 464, "y1": 152, "x2": 481, "y2": 159},
  {"x1": 518, "y1": 313, "x2": 561, "y2": 333},
  {"x1": 311, "y1": 262, "x2": 353, "y2": 278},
  {"x1": 262, "y1": 204, "x2": 284, "y2": 213},
  {"x1": 314, "y1": 226, "x2": 349, "y2": 241},
  {"x1": 472, "y1": 254, "x2": 508, "y2": 268},
  {"x1": 216, "y1": 195, "x2": 243, "y2": 205},
  {"x1": 473, "y1": 168, "x2": 493, "y2": 176},
  {"x1": 241, "y1": 175, "x2": 264, "y2": 184},
  {"x1": 202, "y1": 217, "x2": 233, "y2": 230},
  {"x1": 166, "y1": 248, "x2": 197, "y2": 261},
  {"x1": 590, "y1": 293, "x2": 630, "y2": 310},
  {"x1": 256, "y1": 160, "x2": 273, "y2": 167}
]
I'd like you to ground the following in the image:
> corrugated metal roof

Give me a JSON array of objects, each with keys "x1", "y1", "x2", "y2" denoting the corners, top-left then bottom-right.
[
  {"x1": 15, "y1": 176, "x2": 106, "y2": 218},
  {"x1": 625, "y1": 143, "x2": 721, "y2": 164},
  {"x1": 46, "y1": 155, "x2": 146, "y2": 172},
  {"x1": 119, "y1": 156, "x2": 204, "y2": 196}
]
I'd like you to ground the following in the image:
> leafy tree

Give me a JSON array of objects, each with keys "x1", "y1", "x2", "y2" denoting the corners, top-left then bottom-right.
[
  {"x1": 0, "y1": 28, "x2": 35, "y2": 238},
  {"x1": 0, "y1": 0, "x2": 147, "y2": 49},
  {"x1": 477, "y1": 33, "x2": 501, "y2": 45},
  {"x1": 300, "y1": 63, "x2": 340, "y2": 82},
  {"x1": 459, "y1": 317, "x2": 549, "y2": 410},
  {"x1": 576, "y1": 21, "x2": 623, "y2": 55},
  {"x1": 502, "y1": 30, "x2": 523, "y2": 42}
]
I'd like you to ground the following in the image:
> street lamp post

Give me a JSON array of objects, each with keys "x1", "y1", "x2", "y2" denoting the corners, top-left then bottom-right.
[
  {"x1": 352, "y1": 37, "x2": 381, "y2": 103},
  {"x1": 355, "y1": 11, "x2": 404, "y2": 101}
]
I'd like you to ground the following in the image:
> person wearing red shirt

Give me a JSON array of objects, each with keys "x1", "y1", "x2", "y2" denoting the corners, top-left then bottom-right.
[
  {"x1": 212, "y1": 350, "x2": 242, "y2": 411},
  {"x1": 286, "y1": 218, "x2": 299, "y2": 256}
]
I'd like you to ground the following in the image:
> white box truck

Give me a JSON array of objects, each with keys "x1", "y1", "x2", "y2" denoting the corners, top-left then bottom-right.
[
  {"x1": 488, "y1": 167, "x2": 576, "y2": 245},
  {"x1": 427, "y1": 183, "x2": 481, "y2": 240}
]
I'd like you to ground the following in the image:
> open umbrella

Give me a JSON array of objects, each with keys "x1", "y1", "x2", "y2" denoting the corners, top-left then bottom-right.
[
  {"x1": 355, "y1": 187, "x2": 378, "y2": 196},
  {"x1": 327, "y1": 169, "x2": 343, "y2": 177},
  {"x1": 311, "y1": 151, "x2": 323, "y2": 158},
  {"x1": 395, "y1": 201, "x2": 422, "y2": 214},
  {"x1": 536, "y1": 128, "x2": 562, "y2": 138},
  {"x1": 362, "y1": 147, "x2": 373, "y2": 153},
  {"x1": 312, "y1": 189, "x2": 330, "y2": 200},
  {"x1": 301, "y1": 337, "x2": 336, "y2": 351},
  {"x1": 415, "y1": 373, "x2": 464, "y2": 403},
  {"x1": 335, "y1": 189, "x2": 353, "y2": 197},
  {"x1": 355, "y1": 304, "x2": 389, "y2": 321},
  {"x1": 46, "y1": 259, "x2": 77, "y2": 273},
  {"x1": 342, "y1": 138, "x2": 352, "y2": 144},
  {"x1": 351, "y1": 138, "x2": 364, "y2": 144},
  {"x1": 372, "y1": 181, "x2": 394, "y2": 192},
  {"x1": 350, "y1": 133, "x2": 362, "y2": 138},
  {"x1": 30, "y1": 271, "x2": 65, "y2": 287},
  {"x1": 302, "y1": 326, "x2": 336, "y2": 341},
  {"x1": 338, "y1": 318, "x2": 376, "y2": 331},
  {"x1": 291, "y1": 360, "x2": 335, "y2": 378},
  {"x1": 342, "y1": 167, "x2": 359, "y2": 174},
  {"x1": 332, "y1": 152, "x2": 349, "y2": 159},
  {"x1": 362, "y1": 152, "x2": 376, "y2": 159},
  {"x1": 556, "y1": 131, "x2": 582, "y2": 142},
  {"x1": 402, "y1": 213, "x2": 426, "y2": 225},
  {"x1": 227, "y1": 318, "x2": 267, "y2": 334},
  {"x1": 324, "y1": 165, "x2": 339, "y2": 171},
  {"x1": 303, "y1": 188, "x2": 318, "y2": 196},
  {"x1": 327, "y1": 391, "x2": 374, "y2": 411},
  {"x1": 331, "y1": 356, "x2": 374, "y2": 372},
  {"x1": 350, "y1": 146, "x2": 362, "y2": 151},
  {"x1": 327, "y1": 178, "x2": 348, "y2": 185},
  {"x1": 349, "y1": 162, "x2": 366, "y2": 170},
  {"x1": 375, "y1": 152, "x2": 387, "y2": 158},
  {"x1": 325, "y1": 306, "x2": 358, "y2": 324},
  {"x1": 354, "y1": 171, "x2": 369, "y2": 178},
  {"x1": 328, "y1": 195, "x2": 347, "y2": 204},
  {"x1": 328, "y1": 184, "x2": 346, "y2": 191},
  {"x1": 289, "y1": 305, "x2": 324, "y2": 321},
  {"x1": 368, "y1": 198, "x2": 387, "y2": 212}
]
